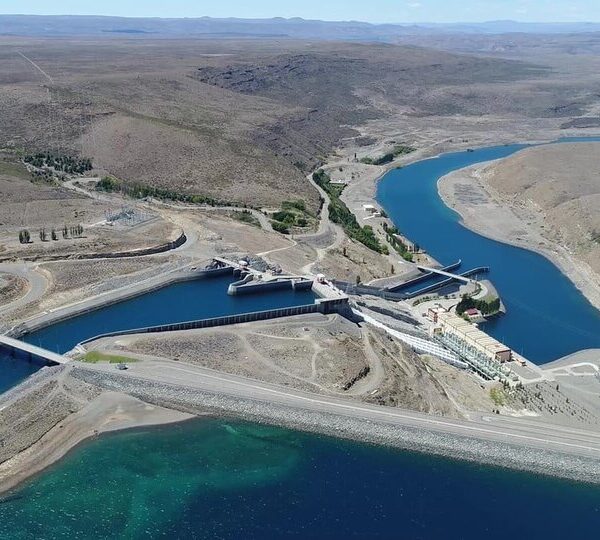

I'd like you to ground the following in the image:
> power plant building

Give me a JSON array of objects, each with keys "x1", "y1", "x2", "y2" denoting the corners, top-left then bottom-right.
[{"x1": 435, "y1": 312, "x2": 512, "y2": 363}]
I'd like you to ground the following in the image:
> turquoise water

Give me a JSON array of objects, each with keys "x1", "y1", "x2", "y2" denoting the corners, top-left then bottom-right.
[
  {"x1": 378, "y1": 141, "x2": 600, "y2": 364},
  {"x1": 23, "y1": 275, "x2": 316, "y2": 354},
  {"x1": 1, "y1": 419, "x2": 599, "y2": 539}
]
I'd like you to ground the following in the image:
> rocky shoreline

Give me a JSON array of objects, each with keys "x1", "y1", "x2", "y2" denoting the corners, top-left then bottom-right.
[{"x1": 67, "y1": 367, "x2": 600, "y2": 485}]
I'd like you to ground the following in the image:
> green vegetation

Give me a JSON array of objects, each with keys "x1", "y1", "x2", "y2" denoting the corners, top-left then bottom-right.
[
  {"x1": 269, "y1": 199, "x2": 314, "y2": 233},
  {"x1": 271, "y1": 221, "x2": 289, "y2": 234},
  {"x1": 313, "y1": 169, "x2": 387, "y2": 254},
  {"x1": 230, "y1": 210, "x2": 260, "y2": 227},
  {"x1": 96, "y1": 176, "x2": 249, "y2": 208},
  {"x1": 273, "y1": 209, "x2": 297, "y2": 225},
  {"x1": 28, "y1": 224, "x2": 83, "y2": 244},
  {"x1": 359, "y1": 145, "x2": 415, "y2": 166},
  {"x1": 281, "y1": 199, "x2": 307, "y2": 213},
  {"x1": 490, "y1": 387, "x2": 506, "y2": 406},
  {"x1": 383, "y1": 223, "x2": 414, "y2": 261},
  {"x1": 81, "y1": 351, "x2": 137, "y2": 364},
  {"x1": 24, "y1": 152, "x2": 92, "y2": 175},
  {"x1": 456, "y1": 294, "x2": 501, "y2": 316},
  {"x1": 18, "y1": 229, "x2": 30, "y2": 244}
]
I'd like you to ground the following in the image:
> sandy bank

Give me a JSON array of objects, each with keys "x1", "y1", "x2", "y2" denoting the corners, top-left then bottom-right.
[
  {"x1": 0, "y1": 391, "x2": 192, "y2": 496},
  {"x1": 438, "y1": 162, "x2": 600, "y2": 312}
]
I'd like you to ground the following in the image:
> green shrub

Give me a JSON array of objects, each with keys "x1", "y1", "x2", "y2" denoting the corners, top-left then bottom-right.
[
  {"x1": 456, "y1": 295, "x2": 501, "y2": 316},
  {"x1": 312, "y1": 169, "x2": 386, "y2": 253},
  {"x1": 271, "y1": 221, "x2": 289, "y2": 234},
  {"x1": 273, "y1": 210, "x2": 297, "y2": 225},
  {"x1": 282, "y1": 200, "x2": 306, "y2": 212}
]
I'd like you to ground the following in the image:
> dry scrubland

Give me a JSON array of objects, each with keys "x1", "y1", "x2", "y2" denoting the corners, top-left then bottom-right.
[
  {"x1": 0, "y1": 160, "x2": 182, "y2": 261},
  {"x1": 438, "y1": 142, "x2": 600, "y2": 308},
  {"x1": 484, "y1": 143, "x2": 600, "y2": 276},
  {"x1": 0, "y1": 35, "x2": 589, "y2": 216},
  {"x1": 119, "y1": 314, "x2": 494, "y2": 417}
]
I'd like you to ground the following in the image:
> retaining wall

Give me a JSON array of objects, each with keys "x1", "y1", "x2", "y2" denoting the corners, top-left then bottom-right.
[
  {"x1": 80, "y1": 298, "x2": 348, "y2": 346},
  {"x1": 12, "y1": 266, "x2": 234, "y2": 338}
]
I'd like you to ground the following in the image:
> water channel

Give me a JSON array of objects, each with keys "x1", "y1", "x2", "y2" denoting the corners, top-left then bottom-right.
[{"x1": 378, "y1": 139, "x2": 600, "y2": 363}]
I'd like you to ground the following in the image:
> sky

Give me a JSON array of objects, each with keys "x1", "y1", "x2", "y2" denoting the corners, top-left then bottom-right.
[{"x1": 1, "y1": 0, "x2": 599, "y2": 24}]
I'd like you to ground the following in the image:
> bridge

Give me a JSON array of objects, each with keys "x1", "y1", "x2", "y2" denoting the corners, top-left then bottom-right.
[
  {"x1": 0, "y1": 335, "x2": 68, "y2": 365},
  {"x1": 405, "y1": 267, "x2": 490, "y2": 298},
  {"x1": 416, "y1": 264, "x2": 473, "y2": 283},
  {"x1": 385, "y1": 260, "x2": 461, "y2": 292}
]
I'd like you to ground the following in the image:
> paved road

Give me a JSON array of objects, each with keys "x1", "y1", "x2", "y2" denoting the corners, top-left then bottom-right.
[
  {"x1": 0, "y1": 263, "x2": 48, "y2": 317},
  {"x1": 85, "y1": 357, "x2": 600, "y2": 461}
]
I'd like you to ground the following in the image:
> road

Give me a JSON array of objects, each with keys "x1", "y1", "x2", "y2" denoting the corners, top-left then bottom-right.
[
  {"x1": 0, "y1": 263, "x2": 48, "y2": 318},
  {"x1": 62, "y1": 178, "x2": 274, "y2": 232},
  {"x1": 83, "y1": 357, "x2": 600, "y2": 462}
]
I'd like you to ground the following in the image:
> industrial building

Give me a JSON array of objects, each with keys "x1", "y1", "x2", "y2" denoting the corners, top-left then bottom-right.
[
  {"x1": 436, "y1": 312, "x2": 512, "y2": 363},
  {"x1": 429, "y1": 310, "x2": 515, "y2": 381}
]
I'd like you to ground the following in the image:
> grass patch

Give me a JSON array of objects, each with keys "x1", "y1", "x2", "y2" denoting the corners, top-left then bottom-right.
[
  {"x1": 490, "y1": 387, "x2": 506, "y2": 406},
  {"x1": 0, "y1": 160, "x2": 34, "y2": 180},
  {"x1": 81, "y1": 351, "x2": 137, "y2": 364},
  {"x1": 230, "y1": 210, "x2": 260, "y2": 227}
]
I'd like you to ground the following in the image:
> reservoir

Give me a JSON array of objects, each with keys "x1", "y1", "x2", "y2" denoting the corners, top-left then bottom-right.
[
  {"x1": 378, "y1": 141, "x2": 600, "y2": 364},
  {"x1": 1, "y1": 418, "x2": 599, "y2": 539},
  {"x1": 22, "y1": 274, "x2": 316, "y2": 354}
]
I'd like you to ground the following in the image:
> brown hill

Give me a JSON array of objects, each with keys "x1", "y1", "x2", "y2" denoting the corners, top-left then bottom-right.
[{"x1": 485, "y1": 142, "x2": 600, "y2": 275}]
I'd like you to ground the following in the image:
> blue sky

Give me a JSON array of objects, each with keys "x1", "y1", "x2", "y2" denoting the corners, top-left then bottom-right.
[{"x1": 1, "y1": 1, "x2": 599, "y2": 24}]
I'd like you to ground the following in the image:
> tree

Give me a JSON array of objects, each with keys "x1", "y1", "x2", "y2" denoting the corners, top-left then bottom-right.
[
  {"x1": 39, "y1": 228, "x2": 47, "y2": 242},
  {"x1": 18, "y1": 229, "x2": 31, "y2": 244},
  {"x1": 356, "y1": 275, "x2": 362, "y2": 285},
  {"x1": 51, "y1": 229, "x2": 58, "y2": 241}
]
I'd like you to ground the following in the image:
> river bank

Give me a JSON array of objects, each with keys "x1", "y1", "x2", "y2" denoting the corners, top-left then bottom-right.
[
  {"x1": 2, "y1": 338, "x2": 600, "y2": 498},
  {"x1": 438, "y1": 161, "x2": 600, "y2": 312},
  {"x1": 0, "y1": 366, "x2": 193, "y2": 496}
]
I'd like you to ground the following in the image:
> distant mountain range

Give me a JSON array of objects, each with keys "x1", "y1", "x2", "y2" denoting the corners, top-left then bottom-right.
[{"x1": 2, "y1": 15, "x2": 600, "y2": 39}]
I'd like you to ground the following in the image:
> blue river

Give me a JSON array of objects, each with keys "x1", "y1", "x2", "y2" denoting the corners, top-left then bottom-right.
[
  {"x1": 1, "y1": 419, "x2": 599, "y2": 539},
  {"x1": 378, "y1": 140, "x2": 600, "y2": 364},
  {"x1": 0, "y1": 352, "x2": 44, "y2": 395},
  {"x1": 22, "y1": 274, "x2": 316, "y2": 355},
  {"x1": 2, "y1": 142, "x2": 600, "y2": 537}
]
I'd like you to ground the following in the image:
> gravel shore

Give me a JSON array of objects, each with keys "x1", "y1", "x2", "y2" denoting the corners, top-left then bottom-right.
[{"x1": 71, "y1": 367, "x2": 600, "y2": 485}]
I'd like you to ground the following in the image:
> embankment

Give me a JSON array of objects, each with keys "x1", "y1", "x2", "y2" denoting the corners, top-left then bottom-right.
[{"x1": 438, "y1": 163, "x2": 600, "y2": 312}]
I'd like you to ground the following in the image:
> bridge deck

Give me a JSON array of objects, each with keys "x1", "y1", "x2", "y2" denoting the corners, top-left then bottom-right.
[
  {"x1": 0, "y1": 335, "x2": 68, "y2": 365},
  {"x1": 416, "y1": 265, "x2": 472, "y2": 283}
]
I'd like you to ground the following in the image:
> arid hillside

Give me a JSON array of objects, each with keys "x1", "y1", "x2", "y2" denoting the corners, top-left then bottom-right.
[
  {"x1": 0, "y1": 37, "x2": 563, "y2": 210},
  {"x1": 484, "y1": 142, "x2": 600, "y2": 275}
]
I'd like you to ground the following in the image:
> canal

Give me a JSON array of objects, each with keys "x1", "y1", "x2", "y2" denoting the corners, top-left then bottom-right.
[
  {"x1": 378, "y1": 140, "x2": 600, "y2": 364},
  {"x1": 22, "y1": 274, "x2": 316, "y2": 355}
]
